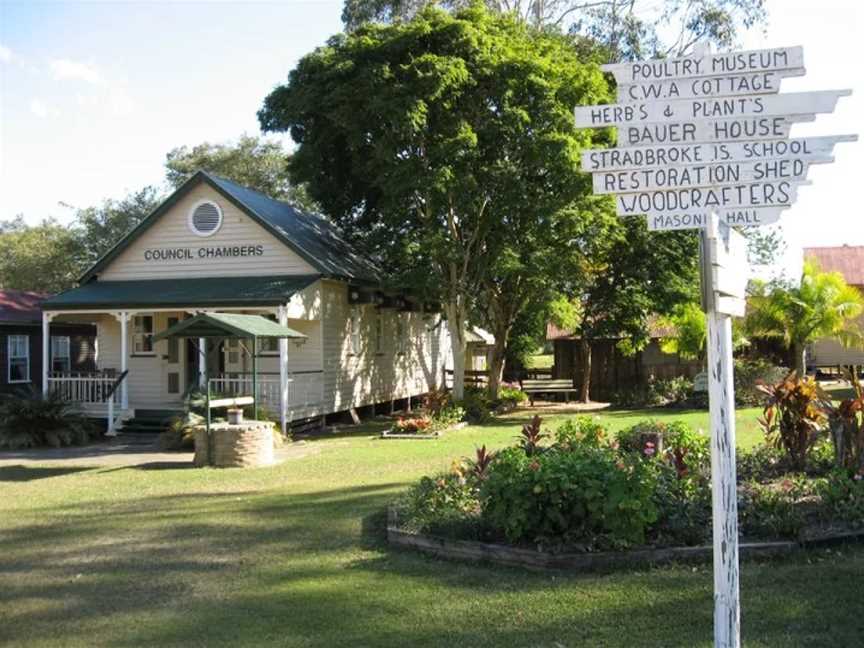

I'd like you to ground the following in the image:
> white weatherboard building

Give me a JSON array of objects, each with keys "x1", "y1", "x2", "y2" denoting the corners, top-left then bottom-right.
[{"x1": 42, "y1": 171, "x2": 454, "y2": 432}]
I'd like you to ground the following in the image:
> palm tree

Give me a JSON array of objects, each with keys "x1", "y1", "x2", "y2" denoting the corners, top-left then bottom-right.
[
  {"x1": 659, "y1": 302, "x2": 749, "y2": 367},
  {"x1": 746, "y1": 261, "x2": 864, "y2": 375}
]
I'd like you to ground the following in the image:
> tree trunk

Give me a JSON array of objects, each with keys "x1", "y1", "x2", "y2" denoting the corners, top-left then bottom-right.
[
  {"x1": 579, "y1": 338, "x2": 592, "y2": 403},
  {"x1": 445, "y1": 302, "x2": 467, "y2": 400},
  {"x1": 487, "y1": 325, "x2": 510, "y2": 400},
  {"x1": 794, "y1": 343, "x2": 806, "y2": 376}
]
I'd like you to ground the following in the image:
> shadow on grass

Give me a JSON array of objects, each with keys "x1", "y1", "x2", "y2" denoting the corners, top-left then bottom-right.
[
  {"x1": 2, "y1": 478, "x2": 864, "y2": 647},
  {"x1": 0, "y1": 464, "x2": 93, "y2": 482}
]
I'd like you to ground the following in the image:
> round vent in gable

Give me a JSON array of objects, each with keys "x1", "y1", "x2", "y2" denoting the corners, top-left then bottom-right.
[{"x1": 188, "y1": 200, "x2": 223, "y2": 237}]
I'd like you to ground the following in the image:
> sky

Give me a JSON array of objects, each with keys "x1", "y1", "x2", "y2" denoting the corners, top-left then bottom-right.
[{"x1": 0, "y1": 0, "x2": 861, "y2": 277}]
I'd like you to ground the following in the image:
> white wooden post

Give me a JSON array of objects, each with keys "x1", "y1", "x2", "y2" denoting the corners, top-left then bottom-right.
[
  {"x1": 107, "y1": 391, "x2": 116, "y2": 437},
  {"x1": 42, "y1": 312, "x2": 52, "y2": 396},
  {"x1": 702, "y1": 213, "x2": 741, "y2": 648},
  {"x1": 278, "y1": 305, "x2": 289, "y2": 436},
  {"x1": 199, "y1": 337, "x2": 206, "y2": 388},
  {"x1": 118, "y1": 312, "x2": 129, "y2": 410}
]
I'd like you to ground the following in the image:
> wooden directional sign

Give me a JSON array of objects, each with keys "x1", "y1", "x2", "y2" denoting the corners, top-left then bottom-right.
[
  {"x1": 646, "y1": 206, "x2": 785, "y2": 231},
  {"x1": 573, "y1": 43, "x2": 854, "y2": 231},
  {"x1": 615, "y1": 180, "x2": 800, "y2": 217},
  {"x1": 594, "y1": 158, "x2": 819, "y2": 194},
  {"x1": 574, "y1": 90, "x2": 850, "y2": 128},
  {"x1": 582, "y1": 136, "x2": 854, "y2": 172},
  {"x1": 601, "y1": 46, "x2": 804, "y2": 84},
  {"x1": 617, "y1": 68, "x2": 805, "y2": 103},
  {"x1": 618, "y1": 114, "x2": 814, "y2": 146}
]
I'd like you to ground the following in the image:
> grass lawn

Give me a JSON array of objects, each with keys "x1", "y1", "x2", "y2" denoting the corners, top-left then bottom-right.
[
  {"x1": 2, "y1": 406, "x2": 862, "y2": 647},
  {"x1": 526, "y1": 353, "x2": 554, "y2": 369}
]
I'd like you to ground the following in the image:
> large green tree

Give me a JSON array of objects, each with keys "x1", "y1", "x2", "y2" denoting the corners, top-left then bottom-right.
[
  {"x1": 165, "y1": 134, "x2": 316, "y2": 211},
  {"x1": 562, "y1": 213, "x2": 700, "y2": 402},
  {"x1": 341, "y1": 0, "x2": 767, "y2": 61},
  {"x1": 746, "y1": 261, "x2": 864, "y2": 374},
  {"x1": 72, "y1": 186, "x2": 163, "y2": 265},
  {"x1": 259, "y1": 5, "x2": 610, "y2": 398},
  {"x1": 0, "y1": 217, "x2": 84, "y2": 294}
]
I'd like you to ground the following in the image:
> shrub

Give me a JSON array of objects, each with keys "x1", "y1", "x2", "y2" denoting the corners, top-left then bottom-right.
[
  {"x1": 457, "y1": 388, "x2": 493, "y2": 424},
  {"x1": 649, "y1": 376, "x2": 694, "y2": 406},
  {"x1": 757, "y1": 372, "x2": 828, "y2": 470},
  {"x1": 393, "y1": 416, "x2": 432, "y2": 433},
  {"x1": 423, "y1": 388, "x2": 451, "y2": 416},
  {"x1": 818, "y1": 469, "x2": 864, "y2": 527},
  {"x1": 651, "y1": 461, "x2": 711, "y2": 545},
  {"x1": 480, "y1": 446, "x2": 659, "y2": 548},
  {"x1": 739, "y1": 477, "x2": 811, "y2": 539},
  {"x1": 734, "y1": 358, "x2": 787, "y2": 406},
  {"x1": 433, "y1": 404, "x2": 466, "y2": 429},
  {"x1": 554, "y1": 416, "x2": 607, "y2": 451},
  {"x1": 497, "y1": 384, "x2": 528, "y2": 408},
  {"x1": 0, "y1": 389, "x2": 94, "y2": 449},
  {"x1": 398, "y1": 468, "x2": 482, "y2": 538},
  {"x1": 159, "y1": 412, "x2": 204, "y2": 450},
  {"x1": 617, "y1": 420, "x2": 709, "y2": 477},
  {"x1": 517, "y1": 415, "x2": 547, "y2": 456},
  {"x1": 823, "y1": 369, "x2": 864, "y2": 473}
]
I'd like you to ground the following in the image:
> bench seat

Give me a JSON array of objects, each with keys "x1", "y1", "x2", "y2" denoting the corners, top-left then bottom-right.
[{"x1": 520, "y1": 379, "x2": 578, "y2": 404}]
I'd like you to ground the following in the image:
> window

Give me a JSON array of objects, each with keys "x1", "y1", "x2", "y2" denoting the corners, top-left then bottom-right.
[
  {"x1": 8, "y1": 335, "x2": 30, "y2": 383},
  {"x1": 225, "y1": 338, "x2": 240, "y2": 365},
  {"x1": 132, "y1": 315, "x2": 154, "y2": 354},
  {"x1": 187, "y1": 200, "x2": 223, "y2": 237},
  {"x1": 51, "y1": 336, "x2": 71, "y2": 373},
  {"x1": 375, "y1": 313, "x2": 383, "y2": 354},
  {"x1": 349, "y1": 309, "x2": 361, "y2": 355},
  {"x1": 259, "y1": 315, "x2": 280, "y2": 354}
]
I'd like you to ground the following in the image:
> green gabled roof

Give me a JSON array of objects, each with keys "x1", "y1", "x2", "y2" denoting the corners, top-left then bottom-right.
[
  {"x1": 153, "y1": 312, "x2": 306, "y2": 341},
  {"x1": 42, "y1": 275, "x2": 319, "y2": 311},
  {"x1": 80, "y1": 171, "x2": 381, "y2": 284}
]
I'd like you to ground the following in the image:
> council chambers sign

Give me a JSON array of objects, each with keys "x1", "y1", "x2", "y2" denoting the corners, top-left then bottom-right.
[{"x1": 575, "y1": 45, "x2": 856, "y2": 231}]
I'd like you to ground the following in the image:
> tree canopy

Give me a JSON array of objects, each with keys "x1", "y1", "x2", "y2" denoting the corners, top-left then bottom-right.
[
  {"x1": 165, "y1": 134, "x2": 316, "y2": 211},
  {"x1": 259, "y1": 4, "x2": 611, "y2": 397},
  {"x1": 341, "y1": 0, "x2": 768, "y2": 61},
  {"x1": 0, "y1": 217, "x2": 84, "y2": 294}
]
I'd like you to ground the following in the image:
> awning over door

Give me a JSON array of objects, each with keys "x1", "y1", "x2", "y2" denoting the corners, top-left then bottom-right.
[
  {"x1": 41, "y1": 275, "x2": 319, "y2": 311},
  {"x1": 152, "y1": 312, "x2": 307, "y2": 342}
]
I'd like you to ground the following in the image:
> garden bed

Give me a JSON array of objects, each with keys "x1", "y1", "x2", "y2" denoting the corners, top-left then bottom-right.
[
  {"x1": 390, "y1": 401, "x2": 864, "y2": 570},
  {"x1": 381, "y1": 422, "x2": 468, "y2": 439},
  {"x1": 387, "y1": 507, "x2": 861, "y2": 572},
  {"x1": 388, "y1": 507, "x2": 864, "y2": 573}
]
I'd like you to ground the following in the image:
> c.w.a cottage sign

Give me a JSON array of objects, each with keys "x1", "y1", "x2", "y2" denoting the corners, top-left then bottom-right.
[
  {"x1": 574, "y1": 43, "x2": 855, "y2": 648},
  {"x1": 143, "y1": 244, "x2": 265, "y2": 262}
]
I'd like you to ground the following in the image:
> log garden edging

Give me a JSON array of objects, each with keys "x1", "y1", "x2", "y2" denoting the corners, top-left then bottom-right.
[{"x1": 386, "y1": 507, "x2": 864, "y2": 572}]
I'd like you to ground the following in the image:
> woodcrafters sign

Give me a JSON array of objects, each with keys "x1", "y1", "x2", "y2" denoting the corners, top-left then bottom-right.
[{"x1": 144, "y1": 245, "x2": 265, "y2": 261}]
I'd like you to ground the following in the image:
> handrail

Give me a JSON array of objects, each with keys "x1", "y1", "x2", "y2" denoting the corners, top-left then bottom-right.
[{"x1": 104, "y1": 370, "x2": 129, "y2": 401}]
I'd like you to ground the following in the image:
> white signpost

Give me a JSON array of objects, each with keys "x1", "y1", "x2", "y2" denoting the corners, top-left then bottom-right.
[{"x1": 574, "y1": 44, "x2": 856, "y2": 648}]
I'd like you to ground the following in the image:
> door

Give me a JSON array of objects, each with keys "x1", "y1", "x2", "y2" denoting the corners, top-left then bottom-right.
[{"x1": 163, "y1": 315, "x2": 183, "y2": 402}]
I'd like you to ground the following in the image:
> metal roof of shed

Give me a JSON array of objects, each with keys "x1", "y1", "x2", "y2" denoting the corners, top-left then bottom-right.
[
  {"x1": 42, "y1": 275, "x2": 318, "y2": 311},
  {"x1": 153, "y1": 312, "x2": 306, "y2": 341}
]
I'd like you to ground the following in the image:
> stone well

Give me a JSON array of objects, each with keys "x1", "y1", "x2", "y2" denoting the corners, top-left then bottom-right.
[{"x1": 193, "y1": 421, "x2": 276, "y2": 468}]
